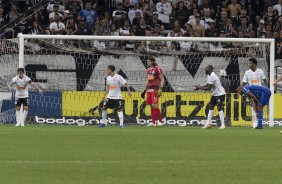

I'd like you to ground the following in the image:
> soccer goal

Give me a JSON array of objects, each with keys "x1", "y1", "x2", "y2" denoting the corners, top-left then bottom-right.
[{"x1": 0, "y1": 34, "x2": 276, "y2": 127}]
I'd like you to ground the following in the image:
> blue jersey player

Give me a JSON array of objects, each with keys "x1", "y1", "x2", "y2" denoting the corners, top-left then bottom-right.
[{"x1": 237, "y1": 85, "x2": 271, "y2": 129}]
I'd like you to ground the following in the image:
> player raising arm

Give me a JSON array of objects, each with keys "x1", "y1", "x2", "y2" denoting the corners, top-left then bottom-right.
[
  {"x1": 99, "y1": 65, "x2": 131, "y2": 128},
  {"x1": 8, "y1": 68, "x2": 42, "y2": 126},
  {"x1": 237, "y1": 85, "x2": 271, "y2": 129},
  {"x1": 142, "y1": 56, "x2": 164, "y2": 126},
  {"x1": 242, "y1": 58, "x2": 268, "y2": 128},
  {"x1": 194, "y1": 65, "x2": 226, "y2": 129}
]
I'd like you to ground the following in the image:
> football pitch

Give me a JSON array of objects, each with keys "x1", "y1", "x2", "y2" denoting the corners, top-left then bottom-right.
[{"x1": 0, "y1": 125, "x2": 282, "y2": 184}]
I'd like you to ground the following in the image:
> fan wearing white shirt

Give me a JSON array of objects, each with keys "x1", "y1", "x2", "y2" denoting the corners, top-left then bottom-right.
[
  {"x1": 242, "y1": 58, "x2": 268, "y2": 128},
  {"x1": 194, "y1": 65, "x2": 226, "y2": 129},
  {"x1": 156, "y1": 0, "x2": 172, "y2": 26},
  {"x1": 50, "y1": 14, "x2": 66, "y2": 35},
  {"x1": 8, "y1": 68, "x2": 42, "y2": 126},
  {"x1": 99, "y1": 65, "x2": 132, "y2": 128}
]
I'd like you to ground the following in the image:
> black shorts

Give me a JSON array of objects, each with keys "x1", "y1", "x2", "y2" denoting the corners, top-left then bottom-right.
[
  {"x1": 15, "y1": 98, "x2": 29, "y2": 106},
  {"x1": 103, "y1": 99, "x2": 123, "y2": 110},
  {"x1": 210, "y1": 95, "x2": 225, "y2": 106}
]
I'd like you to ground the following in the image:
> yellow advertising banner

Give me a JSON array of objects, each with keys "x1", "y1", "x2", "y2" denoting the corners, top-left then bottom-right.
[{"x1": 62, "y1": 92, "x2": 282, "y2": 126}]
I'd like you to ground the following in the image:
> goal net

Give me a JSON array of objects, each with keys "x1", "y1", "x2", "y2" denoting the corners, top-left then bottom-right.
[{"x1": 0, "y1": 35, "x2": 276, "y2": 127}]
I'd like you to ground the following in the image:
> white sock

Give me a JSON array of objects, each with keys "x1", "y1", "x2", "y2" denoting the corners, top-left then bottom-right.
[
  {"x1": 16, "y1": 110, "x2": 21, "y2": 125},
  {"x1": 207, "y1": 110, "x2": 214, "y2": 126},
  {"x1": 118, "y1": 111, "x2": 124, "y2": 126},
  {"x1": 102, "y1": 110, "x2": 107, "y2": 125},
  {"x1": 219, "y1": 110, "x2": 225, "y2": 127},
  {"x1": 22, "y1": 110, "x2": 28, "y2": 126},
  {"x1": 252, "y1": 108, "x2": 257, "y2": 128}
]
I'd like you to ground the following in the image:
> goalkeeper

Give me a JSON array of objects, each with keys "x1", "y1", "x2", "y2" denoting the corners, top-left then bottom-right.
[{"x1": 141, "y1": 56, "x2": 164, "y2": 126}]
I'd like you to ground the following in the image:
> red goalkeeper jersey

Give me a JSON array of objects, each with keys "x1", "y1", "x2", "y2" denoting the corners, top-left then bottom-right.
[{"x1": 146, "y1": 66, "x2": 163, "y2": 91}]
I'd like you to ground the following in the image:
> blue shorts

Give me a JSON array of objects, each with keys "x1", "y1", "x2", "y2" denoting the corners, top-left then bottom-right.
[{"x1": 259, "y1": 91, "x2": 271, "y2": 106}]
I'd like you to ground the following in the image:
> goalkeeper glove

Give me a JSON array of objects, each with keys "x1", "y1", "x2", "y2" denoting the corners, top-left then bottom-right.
[
  {"x1": 157, "y1": 89, "x2": 162, "y2": 97},
  {"x1": 141, "y1": 90, "x2": 146, "y2": 99}
]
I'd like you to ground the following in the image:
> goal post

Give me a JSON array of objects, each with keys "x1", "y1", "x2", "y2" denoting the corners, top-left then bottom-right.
[
  {"x1": 17, "y1": 34, "x2": 275, "y2": 127},
  {"x1": 0, "y1": 34, "x2": 274, "y2": 126}
]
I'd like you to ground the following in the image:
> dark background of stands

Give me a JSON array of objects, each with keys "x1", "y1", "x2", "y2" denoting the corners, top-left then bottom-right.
[{"x1": 0, "y1": 0, "x2": 282, "y2": 59}]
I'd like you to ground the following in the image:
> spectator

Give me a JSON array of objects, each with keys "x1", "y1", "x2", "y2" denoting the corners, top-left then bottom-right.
[
  {"x1": 199, "y1": 0, "x2": 213, "y2": 15},
  {"x1": 66, "y1": 0, "x2": 82, "y2": 19},
  {"x1": 202, "y1": 8, "x2": 214, "y2": 30},
  {"x1": 227, "y1": 0, "x2": 241, "y2": 18},
  {"x1": 192, "y1": 13, "x2": 205, "y2": 37},
  {"x1": 183, "y1": 23, "x2": 193, "y2": 37},
  {"x1": 78, "y1": 2, "x2": 97, "y2": 29},
  {"x1": 76, "y1": 17, "x2": 92, "y2": 35},
  {"x1": 112, "y1": 3, "x2": 127, "y2": 25},
  {"x1": 109, "y1": 23, "x2": 119, "y2": 36},
  {"x1": 62, "y1": 10, "x2": 72, "y2": 23},
  {"x1": 116, "y1": 12, "x2": 128, "y2": 29},
  {"x1": 49, "y1": 4, "x2": 62, "y2": 23},
  {"x1": 256, "y1": 19, "x2": 266, "y2": 38},
  {"x1": 264, "y1": 6, "x2": 276, "y2": 24},
  {"x1": 132, "y1": 12, "x2": 143, "y2": 27},
  {"x1": 46, "y1": 0, "x2": 65, "y2": 14},
  {"x1": 66, "y1": 15, "x2": 78, "y2": 35},
  {"x1": 172, "y1": 0, "x2": 192, "y2": 9},
  {"x1": 135, "y1": 18, "x2": 150, "y2": 36},
  {"x1": 111, "y1": 40, "x2": 122, "y2": 51},
  {"x1": 49, "y1": 14, "x2": 66, "y2": 35},
  {"x1": 123, "y1": 0, "x2": 131, "y2": 13},
  {"x1": 65, "y1": 39, "x2": 77, "y2": 50},
  {"x1": 217, "y1": 10, "x2": 228, "y2": 32},
  {"x1": 156, "y1": 0, "x2": 172, "y2": 29},
  {"x1": 119, "y1": 19, "x2": 133, "y2": 36},
  {"x1": 128, "y1": 2, "x2": 143, "y2": 25},
  {"x1": 94, "y1": 19, "x2": 109, "y2": 35},
  {"x1": 142, "y1": 0, "x2": 154, "y2": 24},
  {"x1": 5, "y1": 5, "x2": 18, "y2": 24},
  {"x1": 173, "y1": 20, "x2": 185, "y2": 36},
  {"x1": 173, "y1": 0, "x2": 189, "y2": 27},
  {"x1": 167, "y1": 29, "x2": 179, "y2": 48},
  {"x1": 30, "y1": 12, "x2": 43, "y2": 25},
  {"x1": 273, "y1": 0, "x2": 282, "y2": 16},
  {"x1": 205, "y1": 22, "x2": 218, "y2": 37},
  {"x1": 30, "y1": 21, "x2": 42, "y2": 35},
  {"x1": 273, "y1": 21, "x2": 281, "y2": 32},
  {"x1": 237, "y1": 17, "x2": 250, "y2": 38},
  {"x1": 236, "y1": 8, "x2": 251, "y2": 25},
  {"x1": 13, "y1": 14, "x2": 31, "y2": 38},
  {"x1": 147, "y1": 12, "x2": 164, "y2": 31},
  {"x1": 222, "y1": 17, "x2": 238, "y2": 37}
]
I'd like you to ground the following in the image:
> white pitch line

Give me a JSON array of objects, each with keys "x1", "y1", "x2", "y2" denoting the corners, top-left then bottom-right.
[{"x1": 0, "y1": 160, "x2": 272, "y2": 164}]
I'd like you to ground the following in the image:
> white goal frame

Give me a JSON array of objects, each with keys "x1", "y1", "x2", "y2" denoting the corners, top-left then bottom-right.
[{"x1": 18, "y1": 34, "x2": 275, "y2": 127}]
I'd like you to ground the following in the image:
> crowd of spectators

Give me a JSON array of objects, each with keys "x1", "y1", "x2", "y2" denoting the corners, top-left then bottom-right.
[{"x1": 1, "y1": 0, "x2": 282, "y2": 57}]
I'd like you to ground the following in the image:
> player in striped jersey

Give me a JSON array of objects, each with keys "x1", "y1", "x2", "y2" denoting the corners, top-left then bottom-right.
[
  {"x1": 242, "y1": 58, "x2": 268, "y2": 128},
  {"x1": 8, "y1": 68, "x2": 42, "y2": 126}
]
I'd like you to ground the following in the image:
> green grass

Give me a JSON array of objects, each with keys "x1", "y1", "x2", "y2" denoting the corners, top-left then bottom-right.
[{"x1": 0, "y1": 125, "x2": 282, "y2": 184}]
